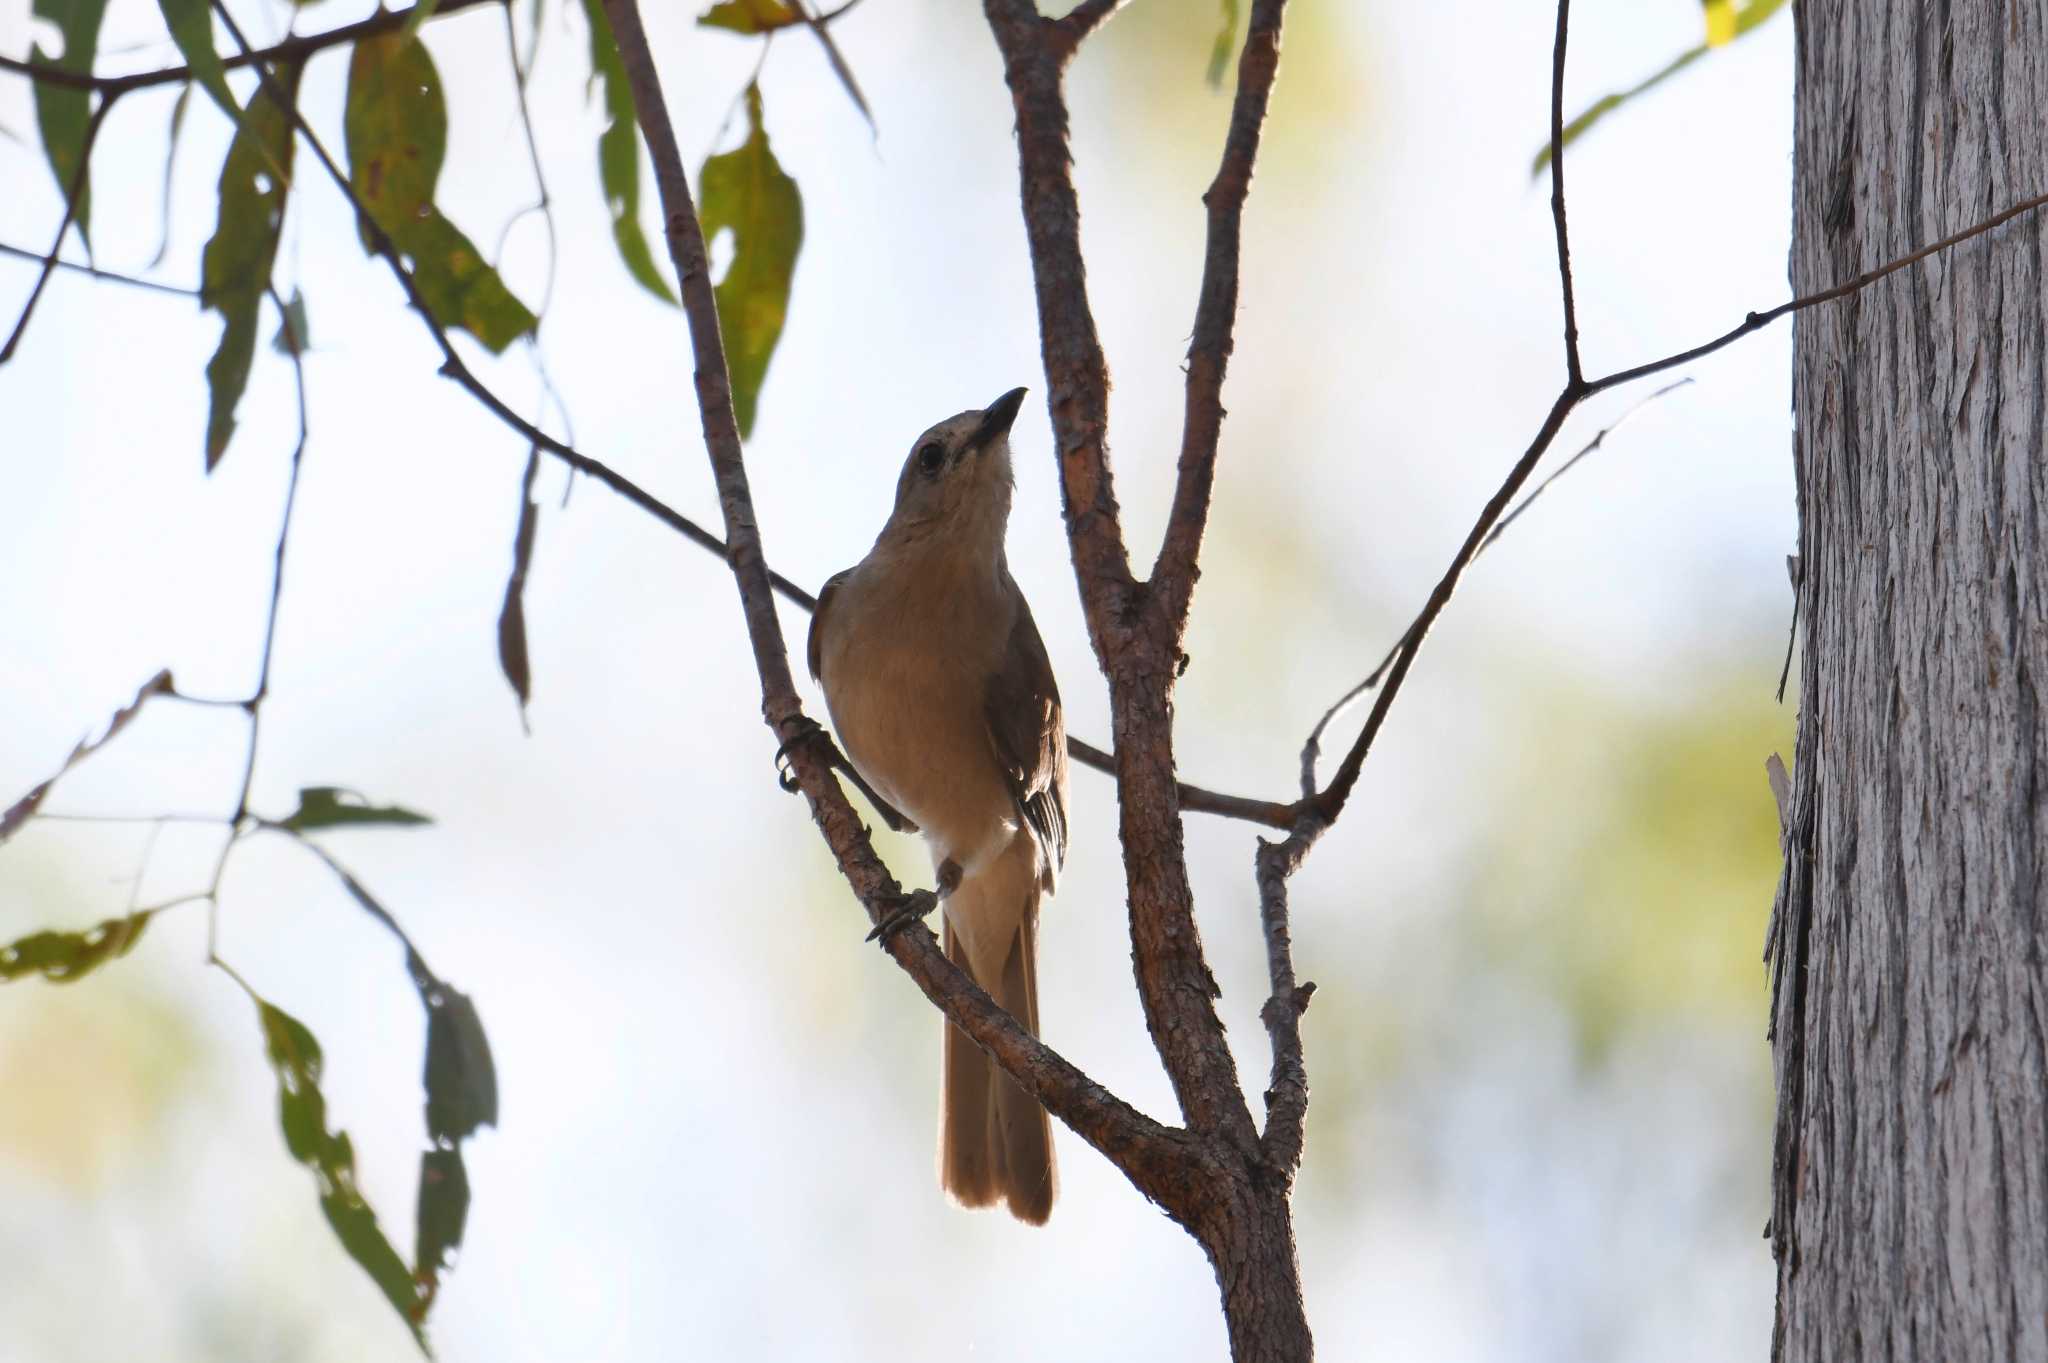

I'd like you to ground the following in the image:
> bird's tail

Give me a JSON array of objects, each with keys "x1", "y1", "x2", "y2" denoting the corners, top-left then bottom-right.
[{"x1": 939, "y1": 880, "x2": 1055, "y2": 1225}]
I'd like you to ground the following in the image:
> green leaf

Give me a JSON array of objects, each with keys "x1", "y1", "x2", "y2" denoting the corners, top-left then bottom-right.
[
  {"x1": 1530, "y1": 0, "x2": 1787, "y2": 178},
  {"x1": 254, "y1": 1000, "x2": 429, "y2": 1349},
  {"x1": 498, "y1": 448, "x2": 540, "y2": 719},
  {"x1": 200, "y1": 60, "x2": 300, "y2": 471},
  {"x1": 698, "y1": 0, "x2": 801, "y2": 32},
  {"x1": 344, "y1": 33, "x2": 537, "y2": 352},
  {"x1": 279, "y1": 786, "x2": 433, "y2": 832},
  {"x1": 272, "y1": 285, "x2": 311, "y2": 355},
  {"x1": 413, "y1": 1146, "x2": 471, "y2": 1299},
  {"x1": 156, "y1": 0, "x2": 239, "y2": 124},
  {"x1": 0, "y1": 912, "x2": 150, "y2": 984},
  {"x1": 30, "y1": 0, "x2": 110, "y2": 244},
  {"x1": 420, "y1": 979, "x2": 498, "y2": 1142},
  {"x1": 1206, "y1": 0, "x2": 1239, "y2": 89},
  {"x1": 699, "y1": 84, "x2": 802, "y2": 439},
  {"x1": 582, "y1": 0, "x2": 677, "y2": 304}
]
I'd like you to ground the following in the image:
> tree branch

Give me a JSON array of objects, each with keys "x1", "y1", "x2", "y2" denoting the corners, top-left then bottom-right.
[
  {"x1": 985, "y1": 0, "x2": 1261, "y2": 1153},
  {"x1": 1548, "y1": 0, "x2": 1583, "y2": 388},
  {"x1": 0, "y1": 238, "x2": 197, "y2": 297},
  {"x1": 597, "y1": 0, "x2": 1202, "y2": 1213},
  {"x1": 0, "y1": 0, "x2": 506, "y2": 96},
  {"x1": 1152, "y1": 0, "x2": 1286, "y2": 637},
  {"x1": 1, "y1": 91, "x2": 120, "y2": 365},
  {"x1": 1049, "y1": 0, "x2": 1127, "y2": 55}
]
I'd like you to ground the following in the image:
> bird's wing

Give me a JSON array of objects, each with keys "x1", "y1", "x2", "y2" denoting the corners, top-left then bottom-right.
[
  {"x1": 984, "y1": 593, "x2": 1069, "y2": 885},
  {"x1": 807, "y1": 569, "x2": 852, "y2": 682}
]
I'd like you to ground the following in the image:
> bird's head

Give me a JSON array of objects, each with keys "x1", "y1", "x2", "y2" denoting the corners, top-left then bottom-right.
[{"x1": 886, "y1": 386, "x2": 1028, "y2": 540}]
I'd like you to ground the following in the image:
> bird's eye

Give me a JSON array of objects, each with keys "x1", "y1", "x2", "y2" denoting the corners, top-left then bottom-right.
[{"x1": 917, "y1": 442, "x2": 946, "y2": 475}]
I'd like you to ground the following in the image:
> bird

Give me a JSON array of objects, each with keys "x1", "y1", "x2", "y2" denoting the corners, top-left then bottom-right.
[{"x1": 806, "y1": 385, "x2": 1068, "y2": 1225}]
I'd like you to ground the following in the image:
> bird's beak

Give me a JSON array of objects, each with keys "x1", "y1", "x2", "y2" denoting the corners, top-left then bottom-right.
[{"x1": 969, "y1": 386, "x2": 1028, "y2": 453}]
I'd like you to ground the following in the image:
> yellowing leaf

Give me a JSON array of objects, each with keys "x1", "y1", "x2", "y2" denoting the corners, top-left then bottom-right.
[
  {"x1": 1703, "y1": 0, "x2": 1736, "y2": 46},
  {"x1": 699, "y1": 84, "x2": 803, "y2": 439},
  {"x1": 698, "y1": 0, "x2": 801, "y2": 33}
]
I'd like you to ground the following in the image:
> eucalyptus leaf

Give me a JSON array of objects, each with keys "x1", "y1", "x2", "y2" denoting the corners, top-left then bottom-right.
[
  {"x1": 344, "y1": 33, "x2": 537, "y2": 351},
  {"x1": 699, "y1": 84, "x2": 803, "y2": 439},
  {"x1": 0, "y1": 912, "x2": 151, "y2": 984},
  {"x1": 581, "y1": 0, "x2": 676, "y2": 303},
  {"x1": 254, "y1": 999, "x2": 430, "y2": 1351},
  {"x1": 30, "y1": 0, "x2": 110, "y2": 243},
  {"x1": 200, "y1": 60, "x2": 300, "y2": 470},
  {"x1": 1530, "y1": 0, "x2": 1788, "y2": 177},
  {"x1": 279, "y1": 786, "x2": 433, "y2": 832}
]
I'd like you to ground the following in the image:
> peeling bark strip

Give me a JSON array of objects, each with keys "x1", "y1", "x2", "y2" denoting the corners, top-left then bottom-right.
[{"x1": 1776, "y1": 4, "x2": 2048, "y2": 1358}]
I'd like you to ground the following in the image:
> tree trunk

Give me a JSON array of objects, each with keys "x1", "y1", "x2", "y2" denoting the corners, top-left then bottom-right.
[{"x1": 1773, "y1": 4, "x2": 2048, "y2": 1358}]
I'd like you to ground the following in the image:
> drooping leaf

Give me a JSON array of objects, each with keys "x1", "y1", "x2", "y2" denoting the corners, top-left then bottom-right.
[
  {"x1": 200, "y1": 59, "x2": 300, "y2": 471},
  {"x1": 254, "y1": 999, "x2": 429, "y2": 1349},
  {"x1": 697, "y1": 0, "x2": 800, "y2": 32},
  {"x1": 30, "y1": 0, "x2": 110, "y2": 244},
  {"x1": 789, "y1": 1, "x2": 873, "y2": 132},
  {"x1": 580, "y1": 0, "x2": 676, "y2": 303},
  {"x1": 699, "y1": 83, "x2": 803, "y2": 439},
  {"x1": 0, "y1": 669, "x2": 173, "y2": 846},
  {"x1": 497, "y1": 447, "x2": 540, "y2": 719},
  {"x1": 0, "y1": 912, "x2": 151, "y2": 984},
  {"x1": 156, "y1": 0, "x2": 239, "y2": 124},
  {"x1": 413, "y1": 1146, "x2": 471, "y2": 1302},
  {"x1": 344, "y1": 33, "x2": 537, "y2": 352},
  {"x1": 272, "y1": 286, "x2": 311, "y2": 355},
  {"x1": 418, "y1": 975, "x2": 498, "y2": 1142},
  {"x1": 148, "y1": 83, "x2": 196, "y2": 269},
  {"x1": 1206, "y1": 0, "x2": 1239, "y2": 88},
  {"x1": 1530, "y1": 0, "x2": 1788, "y2": 178},
  {"x1": 279, "y1": 786, "x2": 433, "y2": 832}
]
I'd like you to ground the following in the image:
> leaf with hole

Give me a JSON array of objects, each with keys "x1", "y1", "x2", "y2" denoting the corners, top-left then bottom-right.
[
  {"x1": 699, "y1": 84, "x2": 803, "y2": 439},
  {"x1": 29, "y1": 0, "x2": 110, "y2": 242},
  {"x1": 279, "y1": 786, "x2": 433, "y2": 832},
  {"x1": 200, "y1": 59, "x2": 300, "y2": 470},
  {"x1": 254, "y1": 999, "x2": 429, "y2": 1350},
  {"x1": 344, "y1": 33, "x2": 537, "y2": 352},
  {"x1": 582, "y1": 0, "x2": 676, "y2": 303},
  {"x1": 0, "y1": 912, "x2": 151, "y2": 984},
  {"x1": 1530, "y1": 0, "x2": 1787, "y2": 178}
]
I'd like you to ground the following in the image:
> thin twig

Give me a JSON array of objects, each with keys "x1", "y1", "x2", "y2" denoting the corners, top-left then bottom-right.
[
  {"x1": 0, "y1": 0, "x2": 505, "y2": 96},
  {"x1": 1297, "y1": 378, "x2": 1693, "y2": 796},
  {"x1": 1153, "y1": 0, "x2": 1287, "y2": 637},
  {"x1": 1548, "y1": 0, "x2": 1582, "y2": 387},
  {"x1": 1, "y1": 91, "x2": 121, "y2": 365},
  {"x1": 0, "y1": 238, "x2": 197, "y2": 297}
]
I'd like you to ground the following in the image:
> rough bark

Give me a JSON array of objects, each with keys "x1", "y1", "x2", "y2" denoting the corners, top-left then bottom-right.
[{"x1": 1773, "y1": 4, "x2": 2048, "y2": 1358}]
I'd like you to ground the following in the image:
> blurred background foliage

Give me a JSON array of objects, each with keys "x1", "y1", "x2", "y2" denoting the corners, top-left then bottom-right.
[{"x1": 1, "y1": 0, "x2": 1798, "y2": 1357}]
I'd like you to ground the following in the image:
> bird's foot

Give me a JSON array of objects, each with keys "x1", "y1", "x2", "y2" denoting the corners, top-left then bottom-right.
[
  {"x1": 772, "y1": 715, "x2": 834, "y2": 793},
  {"x1": 866, "y1": 889, "x2": 941, "y2": 943}
]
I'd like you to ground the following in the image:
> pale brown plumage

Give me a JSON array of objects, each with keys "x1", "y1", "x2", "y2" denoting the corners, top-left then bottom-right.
[{"x1": 807, "y1": 387, "x2": 1067, "y2": 1224}]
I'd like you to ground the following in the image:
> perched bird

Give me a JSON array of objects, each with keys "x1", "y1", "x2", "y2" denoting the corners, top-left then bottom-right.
[{"x1": 807, "y1": 386, "x2": 1068, "y2": 1225}]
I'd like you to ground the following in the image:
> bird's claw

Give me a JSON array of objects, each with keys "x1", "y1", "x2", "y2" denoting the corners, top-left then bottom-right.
[
  {"x1": 773, "y1": 716, "x2": 833, "y2": 793},
  {"x1": 866, "y1": 889, "x2": 940, "y2": 943}
]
